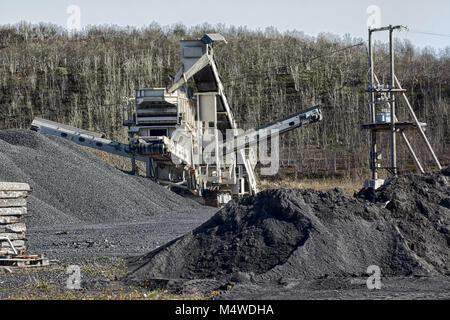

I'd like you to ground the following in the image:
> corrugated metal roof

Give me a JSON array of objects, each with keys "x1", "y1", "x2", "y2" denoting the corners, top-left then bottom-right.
[{"x1": 201, "y1": 33, "x2": 227, "y2": 44}]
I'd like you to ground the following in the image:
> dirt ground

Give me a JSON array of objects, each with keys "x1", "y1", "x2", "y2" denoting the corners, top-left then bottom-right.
[
  {"x1": 1, "y1": 212, "x2": 449, "y2": 300},
  {"x1": 0, "y1": 214, "x2": 215, "y2": 299}
]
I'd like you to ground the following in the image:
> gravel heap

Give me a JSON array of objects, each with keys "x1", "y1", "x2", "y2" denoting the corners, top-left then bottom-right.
[
  {"x1": 0, "y1": 129, "x2": 201, "y2": 227},
  {"x1": 127, "y1": 183, "x2": 448, "y2": 285},
  {"x1": 356, "y1": 166, "x2": 450, "y2": 275}
]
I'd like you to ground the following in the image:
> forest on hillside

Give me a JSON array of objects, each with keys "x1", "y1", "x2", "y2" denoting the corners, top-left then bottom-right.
[{"x1": 0, "y1": 23, "x2": 449, "y2": 179}]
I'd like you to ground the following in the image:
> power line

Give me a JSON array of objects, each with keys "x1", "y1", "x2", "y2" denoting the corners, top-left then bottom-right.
[
  {"x1": 223, "y1": 42, "x2": 365, "y2": 83},
  {"x1": 308, "y1": 42, "x2": 365, "y2": 63},
  {"x1": 408, "y1": 29, "x2": 450, "y2": 39}
]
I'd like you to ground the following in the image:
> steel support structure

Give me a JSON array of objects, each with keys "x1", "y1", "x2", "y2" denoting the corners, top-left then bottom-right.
[{"x1": 364, "y1": 25, "x2": 441, "y2": 188}]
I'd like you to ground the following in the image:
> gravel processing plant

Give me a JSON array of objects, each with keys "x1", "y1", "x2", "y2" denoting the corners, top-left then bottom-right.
[
  {"x1": 0, "y1": 129, "x2": 448, "y2": 299},
  {"x1": 0, "y1": 26, "x2": 449, "y2": 301}
]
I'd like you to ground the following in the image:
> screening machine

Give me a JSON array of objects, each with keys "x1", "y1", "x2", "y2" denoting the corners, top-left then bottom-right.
[{"x1": 32, "y1": 34, "x2": 322, "y2": 206}]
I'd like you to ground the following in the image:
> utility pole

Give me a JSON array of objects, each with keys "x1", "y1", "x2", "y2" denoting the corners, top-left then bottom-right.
[{"x1": 362, "y1": 25, "x2": 441, "y2": 189}]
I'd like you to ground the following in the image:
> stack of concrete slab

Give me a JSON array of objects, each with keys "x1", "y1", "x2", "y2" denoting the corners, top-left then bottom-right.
[{"x1": 0, "y1": 182, "x2": 31, "y2": 255}]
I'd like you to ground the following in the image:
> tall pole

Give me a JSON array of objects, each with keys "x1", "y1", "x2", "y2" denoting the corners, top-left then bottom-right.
[
  {"x1": 368, "y1": 29, "x2": 377, "y2": 180},
  {"x1": 389, "y1": 25, "x2": 397, "y2": 176}
]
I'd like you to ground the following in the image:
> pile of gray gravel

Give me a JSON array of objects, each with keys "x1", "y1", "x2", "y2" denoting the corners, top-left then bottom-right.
[
  {"x1": 127, "y1": 185, "x2": 448, "y2": 286},
  {"x1": 0, "y1": 129, "x2": 201, "y2": 227},
  {"x1": 356, "y1": 166, "x2": 450, "y2": 275}
]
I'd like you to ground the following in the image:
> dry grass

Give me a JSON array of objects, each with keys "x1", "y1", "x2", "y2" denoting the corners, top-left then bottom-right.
[
  {"x1": 4, "y1": 288, "x2": 203, "y2": 300},
  {"x1": 259, "y1": 177, "x2": 364, "y2": 195},
  {"x1": 1, "y1": 260, "x2": 209, "y2": 300},
  {"x1": 6, "y1": 288, "x2": 206, "y2": 300}
]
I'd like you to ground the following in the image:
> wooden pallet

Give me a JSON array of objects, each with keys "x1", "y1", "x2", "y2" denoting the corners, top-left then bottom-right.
[
  {"x1": 0, "y1": 254, "x2": 50, "y2": 268},
  {"x1": 0, "y1": 183, "x2": 51, "y2": 269}
]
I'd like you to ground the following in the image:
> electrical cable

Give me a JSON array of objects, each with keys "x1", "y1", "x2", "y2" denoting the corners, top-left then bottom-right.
[
  {"x1": 223, "y1": 41, "x2": 366, "y2": 83},
  {"x1": 407, "y1": 29, "x2": 450, "y2": 38}
]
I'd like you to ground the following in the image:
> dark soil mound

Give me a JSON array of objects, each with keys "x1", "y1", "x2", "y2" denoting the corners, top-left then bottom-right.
[
  {"x1": 356, "y1": 167, "x2": 450, "y2": 274},
  {"x1": 127, "y1": 188, "x2": 431, "y2": 285},
  {"x1": 0, "y1": 129, "x2": 201, "y2": 226}
]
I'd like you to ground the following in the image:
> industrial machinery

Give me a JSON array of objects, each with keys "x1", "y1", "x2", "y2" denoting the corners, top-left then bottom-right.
[{"x1": 32, "y1": 34, "x2": 322, "y2": 206}]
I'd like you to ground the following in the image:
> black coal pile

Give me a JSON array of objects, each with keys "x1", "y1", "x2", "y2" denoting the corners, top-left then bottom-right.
[
  {"x1": 127, "y1": 187, "x2": 438, "y2": 285},
  {"x1": 0, "y1": 129, "x2": 201, "y2": 227},
  {"x1": 356, "y1": 166, "x2": 450, "y2": 274}
]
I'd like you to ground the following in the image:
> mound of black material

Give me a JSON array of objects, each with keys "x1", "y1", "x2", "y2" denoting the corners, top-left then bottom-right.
[
  {"x1": 356, "y1": 167, "x2": 450, "y2": 274},
  {"x1": 0, "y1": 129, "x2": 201, "y2": 226},
  {"x1": 128, "y1": 187, "x2": 436, "y2": 284}
]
